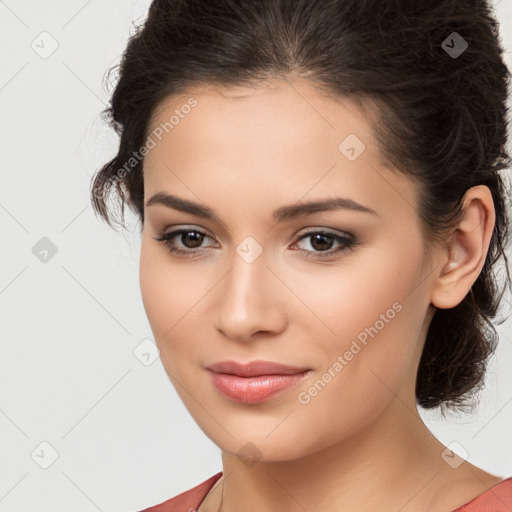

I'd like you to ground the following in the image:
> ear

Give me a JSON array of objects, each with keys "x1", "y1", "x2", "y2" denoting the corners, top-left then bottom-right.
[{"x1": 430, "y1": 185, "x2": 496, "y2": 310}]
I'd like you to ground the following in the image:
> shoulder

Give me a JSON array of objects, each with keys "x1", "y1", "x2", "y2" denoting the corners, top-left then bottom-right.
[
  {"x1": 451, "y1": 476, "x2": 512, "y2": 512},
  {"x1": 138, "y1": 472, "x2": 223, "y2": 512}
]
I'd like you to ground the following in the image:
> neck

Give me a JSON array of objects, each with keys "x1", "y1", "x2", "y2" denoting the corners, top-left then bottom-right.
[{"x1": 216, "y1": 401, "x2": 458, "y2": 512}]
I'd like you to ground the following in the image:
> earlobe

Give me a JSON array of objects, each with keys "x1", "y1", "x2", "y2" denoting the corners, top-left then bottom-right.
[{"x1": 430, "y1": 185, "x2": 495, "y2": 310}]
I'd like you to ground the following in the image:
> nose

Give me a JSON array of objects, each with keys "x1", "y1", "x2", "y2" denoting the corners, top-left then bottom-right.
[{"x1": 214, "y1": 245, "x2": 287, "y2": 342}]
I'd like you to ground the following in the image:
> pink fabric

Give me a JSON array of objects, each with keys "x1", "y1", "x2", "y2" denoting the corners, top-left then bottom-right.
[
  {"x1": 140, "y1": 472, "x2": 222, "y2": 512},
  {"x1": 139, "y1": 473, "x2": 512, "y2": 512},
  {"x1": 452, "y1": 477, "x2": 512, "y2": 512}
]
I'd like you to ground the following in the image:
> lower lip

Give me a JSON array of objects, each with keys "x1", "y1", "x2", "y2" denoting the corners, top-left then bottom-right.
[{"x1": 208, "y1": 370, "x2": 312, "y2": 404}]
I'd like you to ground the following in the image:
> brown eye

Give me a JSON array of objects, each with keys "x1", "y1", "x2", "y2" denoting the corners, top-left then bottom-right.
[
  {"x1": 179, "y1": 231, "x2": 205, "y2": 249},
  {"x1": 153, "y1": 228, "x2": 217, "y2": 257},
  {"x1": 293, "y1": 230, "x2": 357, "y2": 259},
  {"x1": 309, "y1": 233, "x2": 335, "y2": 251}
]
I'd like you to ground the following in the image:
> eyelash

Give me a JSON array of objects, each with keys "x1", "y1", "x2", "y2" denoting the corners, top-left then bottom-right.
[{"x1": 153, "y1": 228, "x2": 357, "y2": 259}]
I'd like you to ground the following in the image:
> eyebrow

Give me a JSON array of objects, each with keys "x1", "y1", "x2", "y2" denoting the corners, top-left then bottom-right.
[{"x1": 145, "y1": 192, "x2": 379, "y2": 223}]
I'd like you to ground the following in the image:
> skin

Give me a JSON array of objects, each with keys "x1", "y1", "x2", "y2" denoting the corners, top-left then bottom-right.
[{"x1": 138, "y1": 78, "x2": 502, "y2": 512}]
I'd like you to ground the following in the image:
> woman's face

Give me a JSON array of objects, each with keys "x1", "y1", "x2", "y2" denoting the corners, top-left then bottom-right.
[{"x1": 139, "y1": 79, "x2": 437, "y2": 461}]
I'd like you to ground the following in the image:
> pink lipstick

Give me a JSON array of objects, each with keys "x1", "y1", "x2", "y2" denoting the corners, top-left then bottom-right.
[{"x1": 206, "y1": 360, "x2": 312, "y2": 404}]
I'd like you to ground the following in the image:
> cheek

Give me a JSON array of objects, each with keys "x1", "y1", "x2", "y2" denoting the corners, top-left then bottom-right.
[
  {"x1": 139, "y1": 242, "x2": 167, "y2": 336},
  {"x1": 138, "y1": 240, "x2": 212, "y2": 368},
  {"x1": 288, "y1": 300, "x2": 421, "y2": 456},
  {"x1": 138, "y1": 241, "x2": 188, "y2": 341},
  {"x1": 292, "y1": 248, "x2": 411, "y2": 345},
  {"x1": 301, "y1": 246, "x2": 425, "y2": 396}
]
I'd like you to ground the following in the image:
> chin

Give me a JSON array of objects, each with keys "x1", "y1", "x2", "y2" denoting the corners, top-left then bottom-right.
[{"x1": 199, "y1": 422, "x2": 324, "y2": 465}]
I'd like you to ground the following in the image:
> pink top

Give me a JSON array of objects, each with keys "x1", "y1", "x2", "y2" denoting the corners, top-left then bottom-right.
[{"x1": 140, "y1": 472, "x2": 512, "y2": 512}]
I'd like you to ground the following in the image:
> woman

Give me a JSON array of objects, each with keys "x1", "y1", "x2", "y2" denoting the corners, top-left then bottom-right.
[{"x1": 90, "y1": 0, "x2": 512, "y2": 510}]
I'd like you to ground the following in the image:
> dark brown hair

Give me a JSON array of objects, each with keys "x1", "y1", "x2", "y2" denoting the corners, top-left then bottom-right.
[{"x1": 90, "y1": 0, "x2": 512, "y2": 411}]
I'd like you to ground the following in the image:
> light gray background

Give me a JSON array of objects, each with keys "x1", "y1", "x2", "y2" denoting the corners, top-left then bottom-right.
[{"x1": 1, "y1": 1, "x2": 511, "y2": 511}]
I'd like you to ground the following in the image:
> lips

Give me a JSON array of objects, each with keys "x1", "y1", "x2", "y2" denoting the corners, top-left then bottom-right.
[
  {"x1": 205, "y1": 360, "x2": 312, "y2": 404},
  {"x1": 205, "y1": 359, "x2": 311, "y2": 377}
]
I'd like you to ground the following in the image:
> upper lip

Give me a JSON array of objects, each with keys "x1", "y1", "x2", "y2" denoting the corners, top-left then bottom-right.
[{"x1": 206, "y1": 360, "x2": 311, "y2": 377}]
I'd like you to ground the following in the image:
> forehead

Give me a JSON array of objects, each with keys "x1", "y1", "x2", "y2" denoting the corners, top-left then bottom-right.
[
  {"x1": 147, "y1": 79, "x2": 375, "y2": 144},
  {"x1": 145, "y1": 80, "x2": 377, "y2": 176},
  {"x1": 142, "y1": 80, "x2": 419, "y2": 224}
]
